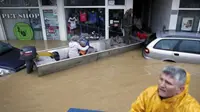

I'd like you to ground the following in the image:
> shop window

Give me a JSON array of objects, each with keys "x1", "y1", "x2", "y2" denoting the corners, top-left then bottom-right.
[
  {"x1": 64, "y1": 0, "x2": 105, "y2": 6},
  {"x1": 42, "y1": 0, "x2": 57, "y2": 6},
  {"x1": 108, "y1": 0, "x2": 125, "y2": 5},
  {"x1": 180, "y1": 0, "x2": 200, "y2": 8},
  {"x1": 43, "y1": 9, "x2": 60, "y2": 40},
  {"x1": 0, "y1": 0, "x2": 38, "y2": 7},
  {"x1": 109, "y1": 9, "x2": 124, "y2": 37},
  {"x1": 0, "y1": 9, "x2": 43, "y2": 40},
  {"x1": 176, "y1": 10, "x2": 200, "y2": 32},
  {"x1": 65, "y1": 8, "x2": 105, "y2": 40}
]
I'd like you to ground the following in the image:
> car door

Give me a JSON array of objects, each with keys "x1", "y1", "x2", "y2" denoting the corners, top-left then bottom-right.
[
  {"x1": 173, "y1": 40, "x2": 200, "y2": 64},
  {"x1": 151, "y1": 39, "x2": 180, "y2": 61}
]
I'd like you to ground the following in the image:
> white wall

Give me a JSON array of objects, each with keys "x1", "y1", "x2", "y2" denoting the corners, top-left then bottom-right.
[
  {"x1": 0, "y1": 16, "x2": 6, "y2": 40},
  {"x1": 125, "y1": 0, "x2": 133, "y2": 10},
  {"x1": 57, "y1": 0, "x2": 67, "y2": 41},
  {"x1": 168, "y1": 0, "x2": 180, "y2": 30},
  {"x1": 151, "y1": 0, "x2": 173, "y2": 32},
  {"x1": 171, "y1": 0, "x2": 180, "y2": 10}
]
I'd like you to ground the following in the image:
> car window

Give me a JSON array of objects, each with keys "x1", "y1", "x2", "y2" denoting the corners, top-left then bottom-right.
[
  {"x1": 0, "y1": 42, "x2": 13, "y2": 55},
  {"x1": 144, "y1": 33, "x2": 156, "y2": 46},
  {"x1": 177, "y1": 40, "x2": 200, "y2": 54},
  {"x1": 154, "y1": 39, "x2": 179, "y2": 50}
]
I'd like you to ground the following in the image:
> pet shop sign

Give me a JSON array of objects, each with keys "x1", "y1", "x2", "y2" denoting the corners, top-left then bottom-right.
[
  {"x1": 14, "y1": 22, "x2": 34, "y2": 40},
  {"x1": 1, "y1": 13, "x2": 40, "y2": 19}
]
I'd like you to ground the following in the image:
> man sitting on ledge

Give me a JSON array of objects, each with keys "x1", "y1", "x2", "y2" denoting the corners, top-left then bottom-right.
[{"x1": 129, "y1": 66, "x2": 200, "y2": 112}]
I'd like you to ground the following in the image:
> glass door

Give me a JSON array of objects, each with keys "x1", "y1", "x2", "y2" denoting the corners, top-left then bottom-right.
[
  {"x1": 43, "y1": 9, "x2": 60, "y2": 40},
  {"x1": 109, "y1": 9, "x2": 124, "y2": 38}
]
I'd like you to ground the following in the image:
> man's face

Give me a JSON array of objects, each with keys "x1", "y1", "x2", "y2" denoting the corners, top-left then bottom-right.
[{"x1": 158, "y1": 73, "x2": 182, "y2": 98}]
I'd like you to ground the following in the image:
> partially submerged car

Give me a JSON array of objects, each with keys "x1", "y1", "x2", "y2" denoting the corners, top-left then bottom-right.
[
  {"x1": 0, "y1": 41, "x2": 25, "y2": 76},
  {"x1": 143, "y1": 31, "x2": 200, "y2": 64}
]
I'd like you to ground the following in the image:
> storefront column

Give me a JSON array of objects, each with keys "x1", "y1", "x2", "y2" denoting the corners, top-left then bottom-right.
[
  {"x1": 169, "y1": 0, "x2": 180, "y2": 30},
  {"x1": 105, "y1": 0, "x2": 109, "y2": 39},
  {"x1": 57, "y1": 0, "x2": 67, "y2": 41},
  {"x1": 0, "y1": 16, "x2": 6, "y2": 40},
  {"x1": 125, "y1": 0, "x2": 133, "y2": 11},
  {"x1": 38, "y1": 0, "x2": 47, "y2": 40}
]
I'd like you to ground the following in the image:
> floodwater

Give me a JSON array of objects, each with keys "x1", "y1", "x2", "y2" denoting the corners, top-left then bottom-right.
[{"x1": 0, "y1": 41, "x2": 200, "y2": 112}]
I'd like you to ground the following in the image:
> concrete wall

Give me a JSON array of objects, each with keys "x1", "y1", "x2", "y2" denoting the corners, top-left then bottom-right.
[{"x1": 151, "y1": 0, "x2": 173, "y2": 32}]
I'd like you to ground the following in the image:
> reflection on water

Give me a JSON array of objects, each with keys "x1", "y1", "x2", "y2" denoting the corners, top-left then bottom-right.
[{"x1": 0, "y1": 41, "x2": 200, "y2": 112}]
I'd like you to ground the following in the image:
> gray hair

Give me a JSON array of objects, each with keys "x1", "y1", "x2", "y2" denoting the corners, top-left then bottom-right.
[
  {"x1": 70, "y1": 35, "x2": 80, "y2": 42},
  {"x1": 162, "y1": 66, "x2": 186, "y2": 86}
]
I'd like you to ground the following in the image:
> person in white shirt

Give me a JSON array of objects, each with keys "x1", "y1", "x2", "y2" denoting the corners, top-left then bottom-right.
[
  {"x1": 68, "y1": 16, "x2": 77, "y2": 30},
  {"x1": 68, "y1": 36, "x2": 89, "y2": 58}
]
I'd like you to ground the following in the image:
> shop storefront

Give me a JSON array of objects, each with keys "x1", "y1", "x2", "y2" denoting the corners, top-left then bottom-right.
[
  {"x1": 168, "y1": 0, "x2": 200, "y2": 32},
  {"x1": 0, "y1": 0, "x2": 133, "y2": 41}
]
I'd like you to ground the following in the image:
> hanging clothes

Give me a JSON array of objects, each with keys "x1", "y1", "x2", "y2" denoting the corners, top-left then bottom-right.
[
  {"x1": 88, "y1": 11, "x2": 97, "y2": 24},
  {"x1": 68, "y1": 17, "x2": 77, "y2": 30},
  {"x1": 80, "y1": 11, "x2": 87, "y2": 22}
]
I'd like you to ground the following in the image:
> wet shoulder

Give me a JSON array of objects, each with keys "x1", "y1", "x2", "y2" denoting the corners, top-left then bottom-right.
[
  {"x1": 142, "y1": 85, "x2": 158, "y2": 98},
  {"x1": 179, "y1": 94, "x2": 200, "y2": 111}
]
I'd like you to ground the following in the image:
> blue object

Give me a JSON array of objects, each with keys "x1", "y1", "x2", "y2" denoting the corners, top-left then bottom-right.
[
  {"x1": 67, "y1": 108, "x2": 103, "y2": 112},
  {"x1": 0, "y1": 42, "x2": 25, "y2": 72},
  {"x1": 89, "y1": 12, "x2": 97, "y2": 24},
  {"x1": 79, "y1": 37, "x2": 90, "y2": 46},
  {"x1": 99, "y1": 17, "x2": 104, "y2": 23}
]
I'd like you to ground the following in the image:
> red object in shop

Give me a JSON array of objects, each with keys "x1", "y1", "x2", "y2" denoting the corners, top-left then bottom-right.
[
  {"x1": 136, "y1": 32, "x2": 148, "y2": 39},
  {"x1": 48, "y1": 26, "x2": 55, "y2": 33},
  {"x1": 67, "y1": 24, "x2": 71, "y2": 33},
  {"x1": 80, "y1": 12, "x2": 87, "y2": 22}
]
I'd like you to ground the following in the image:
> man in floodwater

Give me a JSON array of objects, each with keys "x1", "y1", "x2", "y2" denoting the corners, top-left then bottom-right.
[
  {"x1": 129, "y1": 66, "x2": 200, "y2": 112},
  {"x1": 68, "y1": 35, "x2": 89, "y2": 58}
]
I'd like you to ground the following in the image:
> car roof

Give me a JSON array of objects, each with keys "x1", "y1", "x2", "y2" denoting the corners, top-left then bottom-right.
[{"x1": 156, "y1": 31, "x2": 200, "y2": 40}]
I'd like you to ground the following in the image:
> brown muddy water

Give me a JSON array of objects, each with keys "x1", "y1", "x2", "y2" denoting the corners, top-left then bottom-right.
[{"x1": 0, "y1": 41, "x2": 200, "y2": 112}]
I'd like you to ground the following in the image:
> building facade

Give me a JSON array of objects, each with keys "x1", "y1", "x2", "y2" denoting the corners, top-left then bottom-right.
[
  {"x1": 169, "y1": 0, "x2": 200, "y2": 32},
  {"x1": 151, "y1": 0, "x2": 200, "y2": 33},
  {"x1": 0, "y1": 0, "x2": 133, "y2": 41}
]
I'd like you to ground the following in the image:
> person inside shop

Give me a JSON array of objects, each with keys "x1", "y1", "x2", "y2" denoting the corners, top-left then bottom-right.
[
  {"x1": 129, "y1": 66, "x2": 200, "y2": 112},
  {"x1": 68, "y1": 35, "x2": 89, "y2": 58},
  {"x1": 68, "y1": 14, "x2": 78, "y2": 34}
]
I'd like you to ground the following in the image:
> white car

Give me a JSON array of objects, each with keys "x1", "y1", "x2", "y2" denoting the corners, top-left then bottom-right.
[{"x1": 143, "y1": 32, "x2": 200, "y2": 64}]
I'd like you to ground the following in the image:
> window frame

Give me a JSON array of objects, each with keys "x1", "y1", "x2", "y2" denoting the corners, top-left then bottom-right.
[
  {"x1": 0, "y1": 0, "x2": 39, "y2": 7},
  {"x1": 108, "y1": 0, "x2": 125, "y2": 6},
  {"x1": 64, "y1": 0, "x2": 105, "y2": 7}
]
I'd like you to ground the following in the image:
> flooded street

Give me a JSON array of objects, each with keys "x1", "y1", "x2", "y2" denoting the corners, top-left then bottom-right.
[{"x1": 0, "y1": 41, "x2": 200, "y2": 112}]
